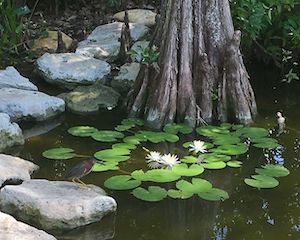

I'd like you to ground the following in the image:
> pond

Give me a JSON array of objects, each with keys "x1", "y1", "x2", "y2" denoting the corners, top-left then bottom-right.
[{"x1": 16, "y1": 63, "x2": 300, "y2": 240}]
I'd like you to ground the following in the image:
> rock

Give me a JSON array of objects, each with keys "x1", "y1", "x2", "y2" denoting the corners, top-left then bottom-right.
[
  {"x1": 58, "y1": 83, "x2": 120, "y2": 113},
  {"x1": 0, "y1": 113, "x2": 24, "y2": 152},
  {"x1": 130, "y1": 41, "x2": 149, "y2": 62},
  {"x1": 36, "y1": 53, "x2": 111, "y2": 89},
  {"x1": 0, "y1": 180, "x2": 117, "y2": 231},
  {"x1": 0, "y1": 66, "x2": 38, "y2": 91},
  {"x1": 113, "y1": 9, "x2": 157, "y2": 27},
  {"x1": 31, "y1": 30, "x2": 73, "y2": 53},
  {"x1": 0, "y1": 212, "x2": 56, "y2": 240},
  {"x1": 76, "y1": 22, "x2": 150, "y2": 62},
  {"x1": 0, "y1": 154, "x2": 38, "y2": 187},
  {"x1": 111, "y1": 63, "x2": 140, "y2": 93},
  {"x1": 0, "y1": 88, "x2": 65, "y2": 122}
]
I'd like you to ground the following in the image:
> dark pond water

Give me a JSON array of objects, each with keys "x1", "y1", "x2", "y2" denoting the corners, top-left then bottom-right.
[{"x1": 13, "y1": 63, "x2": 300, "y2": 240}]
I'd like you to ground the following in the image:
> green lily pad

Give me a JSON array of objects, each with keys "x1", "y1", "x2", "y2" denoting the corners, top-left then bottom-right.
[
  {"x1": 244, "y1": 175, "x2": 279, "y2": 189},
  {"x1": 220, "y1": 123, "x2": 233, "y2": 129},
  {"x1": 42, "y1": 148, "x2": 77, "y2": 160},
  {"x1": 68, "y1": 126, "x2": 98, "y2": 137},
  {"x1": 115, "y1": 124, "x2": 133, "y2": 132},
  {"x1": 92, "y1": 163, "x2": 119, "y2": 172},
  {"x1": 227, "y1": 160, "x2": 243, "y2": 168},
  {"x1": 251, "y1": 137, "x2": 278, "y2": 143},
  {"x1": 112, "y1": 143, "x2": 137, "y2": 150},
  {"x1": 212, "y1": 135, "x2": 241, "y2": 145},
  {"x1": 237, "y1": 127, "x2": 269, "y2": 139},
  {"x1": 123, "y1": 136, "x2": 142, "y2": 145},
  {"x1": 232, "y1": 124, "x2": 244, "y2": 130},
  {"x1": 92, "y1": 131, "x2": 125, "y2": 142},
  {"x1": 176, "y1": 178, "x2": 213, "y2": 194},
  {"x1": 172, "y1": 163, "x2": 204, "y2": 177},
  {"x1": 131, "y1": 169, "x2": 181, "y2": 183},
  {"x1": 253, "y1": 142, "x2": 280, "y2": 149},
  {"x1": 163, "y1": 123, "x2": 193, "y2": 134},
  {"x1": 196, "y1": 126, "x2": 230, "y2": 137},
  {"x1": 136, "y1": 131, "x2": 179, "y2": 143},
  {"x1": 198, "y1": 188, "x2": 229, "y2": 201},
  {"x1": 255, "y1": 164, "x2": 290, "y2": 177},
  {"x1": 167, "y1": 189, "x2": 194, "y2": 199},
  {"x1": 104, "y1": 175, "x2": 141, "y2": 190},
  {"x1": 211, "y1": 144, "x2": 248, "y2": 155},
  {"x1": 181, "y1": 156, "x2": 198, "y2": 164},
  {"x1": 121, "y1": 118, "x2": 144, "y2": 126},
  {"x1": 201, "y1": 161, "x2": 227, "y2": 169},
  {"x1": 94, "y1": 148, "x2": 130, "y2": 162},
  {"x1": 132, "y1": 186, "x2": 167, "y2": 202},
  {"x1": 182, "y1": 141, "x2": 214, "y2": 149},
  {"x1": 203, "y1": 153, "x2": 231, "y2": 162}
]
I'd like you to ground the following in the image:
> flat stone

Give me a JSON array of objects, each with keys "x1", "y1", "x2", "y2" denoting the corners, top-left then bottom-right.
[
  {"x1": 113, "y1": 9, "x2": 157, "y2": 27},
  {"x1": 0, "y1": 154, "x2": 39, "y2": 187},
  {"x1": 31, "y1": 30, "x2": 73, "y2": 53},
  {"x1": 111, "y1": 62, "x2": 140, "y2": 93},
  {"x1": 0, "y1": 66, "x2": 38, "y2": 91},
  {"x1": 0, "y1": 180, "x2": 117, "y2": 231},
  {"x1": 58, "y1": 83, "x2": 120, "y2": 113},
  {"x1": 0, "y1": 212, "x2": 56, "y2": 240},
  {"x1": 130, "y1": 41, "x2": 150, "y2": 62},
  {"x1": 0, "y1": 88, "x2": 65, "y2": 122},
  {"x1": 36, "y1": 53, "x2": 111, "y2": 89},
  {"x1": 76, "y1": 22, "x2": 149, "y2": 62},
  {"x1": 0, "y1": 113, "x2": 24, "y2": 152}
]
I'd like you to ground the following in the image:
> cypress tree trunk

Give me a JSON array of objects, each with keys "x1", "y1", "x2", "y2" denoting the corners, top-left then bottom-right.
[{"x1": 127, "y1": 0, "x2": 257, "y2": 129}]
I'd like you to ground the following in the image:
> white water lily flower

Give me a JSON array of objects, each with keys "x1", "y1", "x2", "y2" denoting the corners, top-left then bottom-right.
[
  {"x1": 160, "y1": 153, "x2": 180, "y2": 169},
  {"x1": 146, "y1": 151, "x2": 163, "y2": 169},
  {"x1": 189, "y1": 140, "x2": 207, "y2": 154}
]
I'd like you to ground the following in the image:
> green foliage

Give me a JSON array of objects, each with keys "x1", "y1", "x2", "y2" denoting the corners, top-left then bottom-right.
[
  {"x1": 104, "y1": 175, "x2": 141, "y2": 190},
  {"x1": 132, "y1": 186, "x2": 168, "y2": 202},
  {"x1": 129, "y1": 45, "x2": 160, "y2": 64},
  {"x1": 42, "y1": 148, "x2": 77, "y2": 160}
]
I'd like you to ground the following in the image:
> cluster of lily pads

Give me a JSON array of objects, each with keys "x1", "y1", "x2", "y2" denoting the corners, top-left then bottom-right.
[{"x1": 42, "y1": 119, "x2": 290, "y2": 202}]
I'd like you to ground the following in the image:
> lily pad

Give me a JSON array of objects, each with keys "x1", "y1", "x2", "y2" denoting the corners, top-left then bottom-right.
[
  {"x1": 212, "y1": 135, "x2": 241, "y2": 145},
  {"x1": 123, "y1": 136, "x2": 142, "y2": 145},
  {"x1": 122, "y1": 118, "x2": 144, "y2": 126},
  {"x1": 237, "y1": 127, "x2": 269, "y2": 139},
  {"x1": 244, "y1": 175, "x2": 279, "y2": 189},
  {"x1": 163, "y1": 123, "x2": 193, "y2": 134},
  {"x1": 227, "y1": 160, "x2": 243, "y2": 168},
  {"x1": 115, "y1": 124, "x2": 133, "y2": 132},
  {"x1": 92, "y1": 163, "x2": 119, "y2": 172},
  {"x1": 136, "y1": 131, "x2": 179, "y2": 143},
  {"x1": 211, "y1": 144, "x2": 248, "y2": 155},
  {"x1": 251, "y1": 137, "x2": 278, "y2": 143},
  {"x1": 132, "y1": 186, "x2": 167, "y2": 202},
  {"x1": 104, "y1": 175, "x2": 141, "y2": 190},
  {"x1": 203, "y1": 153, "x2": 231, "y2": 162},
  {"x1": 92, "y1": 131, "x2": 125, "y2": 142},
  {"x1": 255, "y1": 164, "x2": 290, "y2": 177},
  {"x1": 172, "y1": 163, "x2": 204, "y2": 177},
  {"x1": 181, "y1": 156, "x2": 198, "y2": 164},
  {"x1": 167, "y1": 189, "x2": 194, "y2": 199},
  {"x1": 94, "y1": 148, "x2": 130, "y2": 162},
  {"x1": 176, "y1": 178, "x2": 213, "y2": 194},
  {"x1": 183, "y1": 141, "x2": 214, "y2": 149},
  {"x1": 198, "y1": 188, "x2": 229, "y2": 201},
  {"x1": 42, "y1": 148, "x2": 77, "y2": 160},
  {"x1": 253, "y1": 142, "x2": 280, "y2": 149},
  {"x1": 196, "y1": 126, "x2": 230, "y2": 137},
  {"x1": 131, "y1": 169, "x2": 181, "y2": 183},
  {"x1": 112, "y1": 143, "x2": 137, "y2": 150},
  {"x1": 68, "y1": 126, "x2": 98, "y2": 137},
  {"x1": 201, "y1": 161, "x2": 227, "y2": 170}
]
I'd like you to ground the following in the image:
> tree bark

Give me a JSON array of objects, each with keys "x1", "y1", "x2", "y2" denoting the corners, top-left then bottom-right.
[{"x1": 127, "y1": 0, "x2": 257, "y2": 129}]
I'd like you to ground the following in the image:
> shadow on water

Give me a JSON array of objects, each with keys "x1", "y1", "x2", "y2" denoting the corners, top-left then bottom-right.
[{"x1": 13, "y1": 63, "x2": 300, "y2": 240}]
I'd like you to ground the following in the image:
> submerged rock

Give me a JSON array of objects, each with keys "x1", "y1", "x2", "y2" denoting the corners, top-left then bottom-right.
[
  {"x1": 130, "y1": 41, "x2": 150, "y2": 62},
  {"x1": 36, "y1": 53, "x2": 111, "y2": 89},
  {"x1": 0, "y1": 88, "x2": 65, "y2": 122},
  {"x1": 0, "y1": 113, "x2": 24, "y2": 152},
  {"x1": 0, "y1": 212, "x2": 56, "y2": 240},
  {"x1": 0, "y1": 66, "x2": 38, "y2": 91},
  {"x1": 113, "y1": 9, "x2": 157, "y2": 27},
  {"x1": 111, "y1": 62, "x2": 140, "y2": 93},
  {"x1": 0, "y1": 154, "x2": 39, "y2": 187},
  {"x1": 0, "y1": 180, "x2": 117, "y2": 231},
  {"x1": 58, "y1": 83, "x2": 120, "y2": 113},
  {"x1": 76, "y1": 22, "x2": 149, "y2": 62}
]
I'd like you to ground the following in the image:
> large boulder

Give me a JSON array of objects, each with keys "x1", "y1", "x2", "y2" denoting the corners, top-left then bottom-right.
[
  {"x1": 0, "y1": 212, "x2": 56, "y2": 240},
  {"x1": 36, "y1": 53, "x2": 111, "y2": 89},
  {"x1": 0, "y1": 154, "x2": 38, "y2": 187},
  {"x1": 76, "y1": 22, "x2": 150, "y2": 62},
  {"x1": 58, "y1": 83, "x2": 120, "y2": 113},
  {"x1": 0, "y1": 88, "x2": 65, "y2": 122},
  {"x1": 111, "y1": 62, "x2": 140, "y2": 93},
  {"x1": 113, "y1": 9, "x2": 157, "y2": 27},
  {"x1": 0, "y1": 66, "x2": 38, "y2": 91},
  {"x1": 0, "y1": 113, "x2": 24, "y2": 152},
  {"x1": 0, "y1": 180, "x2": 117, "y2": 231}
]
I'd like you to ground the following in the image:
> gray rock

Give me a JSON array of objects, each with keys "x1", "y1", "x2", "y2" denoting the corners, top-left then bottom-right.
[
  {"x1": 0, "y1": 88, "x2": 65, "y2": 122},
  {"x1": 0, "y1": 154, "x2": 39, "y2": 187},
  {"x1": 0, "y1": 66, "x2": 38, "y2": 91},
  {"x1": 76, "y1": 22, "x2": 150, "y2": 61},
  {"x1": 130, "y1": 41, "x2": 149, "y2": 62},
  {"x1": 0, "y1": 212, "x2": 56, "y2": 240},
  {"x1": 0, "y1": 113, "x2": 24, "y2": 152},
  {"x1": 113, "y1": 9, "x2": 157, "y2": 27},
  {"x1": 0, "y1": 180, "x2": 117, "y2": 231},
  {"x1": 111, "y1": 63, "x2": 140, "y2": 93},
  {"x1": 36, "y1": 53, "x2": 111, "y2": 89},
  {"x1": 58, "y1": 83, "x2": 120, "y2": 113}
]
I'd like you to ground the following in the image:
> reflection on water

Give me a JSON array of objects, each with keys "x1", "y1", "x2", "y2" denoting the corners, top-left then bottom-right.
[{"x1": 16, "y1": 64, "x2": 300, "y2": 240}]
